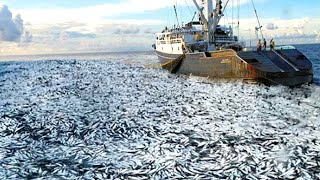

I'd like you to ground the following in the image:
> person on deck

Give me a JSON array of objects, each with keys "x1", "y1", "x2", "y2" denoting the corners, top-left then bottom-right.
[
  {"x1": 257, "y1": 39, "x2": 262, "y2": 51},
  {"x1": 263, "y1": 39, "x2": 267, "y2": 50},
  {"x1": 270, "y1": 39, "x2": 275, "y2": 50}
]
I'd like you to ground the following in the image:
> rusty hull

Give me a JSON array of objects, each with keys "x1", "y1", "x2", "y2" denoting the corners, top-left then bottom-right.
[{"x1": 160, "y1": 49, "x2": 313, "y2": 86}]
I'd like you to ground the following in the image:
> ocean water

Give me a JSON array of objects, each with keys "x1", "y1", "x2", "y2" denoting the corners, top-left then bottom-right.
[{"x1": 0, "y1": 44, "x2": 319, "y2": 179}]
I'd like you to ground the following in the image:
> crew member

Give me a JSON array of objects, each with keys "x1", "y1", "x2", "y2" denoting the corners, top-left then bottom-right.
[
  {"x1": 257, "y1": 39, "x2": 262, "y2": 51},
  {"x1": 263, "y1": 38, "x2": 267, "y2": 50},
  {"x1": 270, "y1": 39, "x2": 275, "y2": 50}
]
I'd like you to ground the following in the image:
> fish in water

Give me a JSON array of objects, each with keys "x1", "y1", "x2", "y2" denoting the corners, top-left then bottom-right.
[{"x1": 0, "y1": 47, "x2": 319, "y2": 179}]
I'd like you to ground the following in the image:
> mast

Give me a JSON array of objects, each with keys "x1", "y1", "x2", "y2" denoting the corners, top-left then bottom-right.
[
  {"x1": 251, "y1": 0, "x2": 264, "y2": 40},
  {"x1": 212, "y1": 0, "x2": 224, "y2": 44},
  {"x1": 205, "y1": 0, "x2": 214, "y2": 44},
  {"x1": 192, "y1": 0, "x2": 208, "y2": 31},
  {"x1": 192, "y1": 0, "x2": 223, "y2": 46}
]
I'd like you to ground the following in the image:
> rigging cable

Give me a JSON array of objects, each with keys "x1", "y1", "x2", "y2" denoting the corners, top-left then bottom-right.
[
  {"x1": 232, "y1": 0, "x2": 234, "y2": 35},
  {"x1": 246, "y1": 1, "x2": 252, "y2": 46},
  {"x1": 191, "y1": 12, "x2": 197, "y2": 22},
  {"x1": 185, "y1": 0, "x2": 195, "y2": 17},
  {"x1": 237, "y1": 0, "x2": 240, "y2": 39},
  {"x1": 224, "y1": 4, "x2": 229, "y2": 30},
  {"x1": 222, "y1": 0, "x2": 230, "y2": 14},
  {"x1": 251, "y1": 0, "x2": 264, "y2": 40},
  {"x1": 185, "y1": 0, "x2": 197, "y2": 23},
  {"x1": 174, "y1": 5, "x2": 180, "y2": 28},
  {"x1": 219, "y1": 0, "x2": 230, "y2": 27}
]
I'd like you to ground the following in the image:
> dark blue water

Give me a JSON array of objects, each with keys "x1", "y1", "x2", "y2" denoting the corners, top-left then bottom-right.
[{"x1": 0, "y1": 44, "x2": 319, "y2": 179}]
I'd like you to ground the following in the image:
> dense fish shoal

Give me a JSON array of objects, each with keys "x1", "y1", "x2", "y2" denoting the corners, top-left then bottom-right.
[{"x1": 0, "y1": 45, "x2": 320, "y2": 179}]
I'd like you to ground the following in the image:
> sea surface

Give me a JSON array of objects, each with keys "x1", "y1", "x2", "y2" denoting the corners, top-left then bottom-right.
[{"x1": 0, "y1": 44, "x2": 320, "y2": 179}]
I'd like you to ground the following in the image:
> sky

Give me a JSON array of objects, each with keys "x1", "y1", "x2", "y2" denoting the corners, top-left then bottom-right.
[{"x1": 0, "y1": 0, "x2": 320, "y2": 55}]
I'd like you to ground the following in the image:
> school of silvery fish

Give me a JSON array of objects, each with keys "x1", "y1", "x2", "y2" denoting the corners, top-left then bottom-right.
[{"x1": 0, "y1": 49, "x2": 320, "y2": 179}]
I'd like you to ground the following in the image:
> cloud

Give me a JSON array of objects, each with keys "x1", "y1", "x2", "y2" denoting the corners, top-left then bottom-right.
[
  {"x1": 15, "y1": 0, "x2": 185, "y2": 25},
  {"x1": 280, "y1": 33, "x2": 317, "y2": 40},
  {"x1": 60, "y1": 31, "x2": 96, "y2": 40},
  {"x1": 265, "y1": 23, "x2": 278, "y2": 30},
  {"x1": 114, "y1": 26, "x2": 140, "y2": 35},
  {"x1": 22, "y1": 31, "x2": 33, "y2": 42},
  {"x1": 111, "y1": 25, "x2": 158, "y2": 35},
  {"x1": 284, "y1": 18, "x2": 309, "y2": 30},
  {"x1": 144, "y1": 28, "x2": 155, "y2": 34},
  {"x1": 237, "y1": 17, "x2": 320, "y2": 45},
  {"x1": 0, "y1": 5, "x2": 32, "y2": 43},
  {"x1": 0, "y1": 5, "x2": 23, "y2": 41},
  {"x1": 15, "y1": 0, "x2": 267, "y2": 25},
  {"x1": 1, "y1": 1, "x2": 319, "y2": 55}
]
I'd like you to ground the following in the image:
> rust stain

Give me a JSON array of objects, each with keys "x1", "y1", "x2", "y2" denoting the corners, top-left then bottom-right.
[{"x1": 247, "y1": 64, "x2": 257, "y2": 78}]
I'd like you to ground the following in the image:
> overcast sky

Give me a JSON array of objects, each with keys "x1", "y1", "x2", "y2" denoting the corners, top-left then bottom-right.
[{"x1": 0, "y1": 0, "x2": 320, "y2": 55}]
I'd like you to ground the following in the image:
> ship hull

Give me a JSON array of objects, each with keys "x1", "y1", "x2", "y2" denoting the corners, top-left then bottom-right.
[
  {"x1": 156, "y1": 49, "x2": 313, "y2": 86},
  {"x1": 154, "y1": 50, "x2": 182, "y2": 71}
]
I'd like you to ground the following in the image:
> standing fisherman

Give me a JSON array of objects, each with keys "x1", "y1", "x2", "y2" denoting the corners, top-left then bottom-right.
[
  {"x1": 263, "y1": 39, "x2": 267, "y2": 50},
  {"x1": 257, "y1": 39, "x2": 262, "y2": 51}
]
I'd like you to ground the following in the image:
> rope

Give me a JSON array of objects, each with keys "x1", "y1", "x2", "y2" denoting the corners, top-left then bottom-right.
[
  {"x1": 237, "y1": 0, "x2": 240, "y2": 38},
  {"x1": 174, "y1": 5, "x2": 180, "y2": 28},
  {"x1": 161, "y1": 59, "x2": 177, "y2": 67},
  {"x1": 185, "y1": 0, "x2": 195, "y2": 18},
  {"x1": 144, "y1": 59, "x2": 177, "y2": 69},
  {"x1": 170, "y1": 54, "x2": 186, "y2": 73},
  {"x1": 144, "y1": 64, "x2": 161, "y2": 69}
]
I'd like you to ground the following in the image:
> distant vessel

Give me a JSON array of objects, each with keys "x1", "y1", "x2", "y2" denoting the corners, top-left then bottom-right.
[{"x1": 153, "y1": 0, "x2": 313, "y2": 86}]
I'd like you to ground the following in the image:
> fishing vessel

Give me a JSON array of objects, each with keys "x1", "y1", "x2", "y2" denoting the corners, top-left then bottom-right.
[{"x1": 153, "y1": 0, "x2": 313, "y2": 86}]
